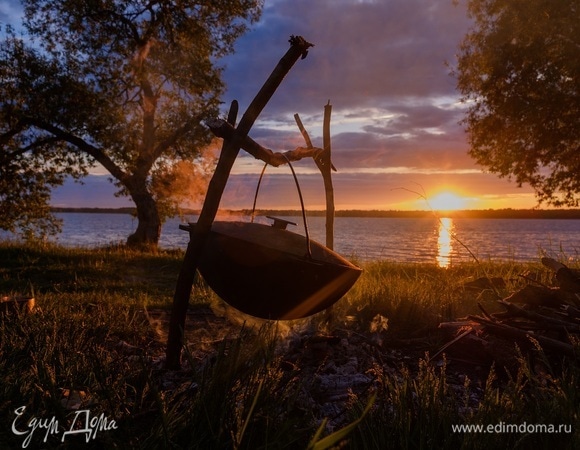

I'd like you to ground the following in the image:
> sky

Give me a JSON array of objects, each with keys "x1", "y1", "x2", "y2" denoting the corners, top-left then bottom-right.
[{"x1": 1, "y1": 0, "x2": 540, "y2": 211}]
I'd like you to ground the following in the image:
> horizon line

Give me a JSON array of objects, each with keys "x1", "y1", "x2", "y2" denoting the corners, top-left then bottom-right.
[{"x1": 50, "y1": 206, "x2": 580, "y2": 219}]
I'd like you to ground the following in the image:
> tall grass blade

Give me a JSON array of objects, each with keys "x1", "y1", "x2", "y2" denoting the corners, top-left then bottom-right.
[
  {"x1": 234, "y1": 379, "x2": 263, "y2": 449},
  {"x1": 308, "y1": 394, "x2": 376, "y2": 450}
]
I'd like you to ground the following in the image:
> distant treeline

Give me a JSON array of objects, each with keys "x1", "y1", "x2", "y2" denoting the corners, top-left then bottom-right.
[
  {"x1": 51, "y1": 207, "x2": 580, "y2": 219},
  {"x1": 51, "y1": 207, "x2": 137, "y2": 214},
  {"x1": 251, "y1": 209, "x2": 580, "y2": 219}
]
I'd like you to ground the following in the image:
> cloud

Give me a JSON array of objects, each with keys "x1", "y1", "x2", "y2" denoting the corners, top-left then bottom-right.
[
  {"x1": 219, "y1": 171, "x2": 537, "y2": 211},
  {"x1": 223, "y1": 0, "x2": 470, "y2": 112},
  {"x1": 50, "y1": 167, "x2": 537, "y2": 211},
  {"x1": 219, "y1": 0, "x2": 476, "y2": 187},
  {"x1": 1, "y1": 0, "x2": 540, "y2": 212}
]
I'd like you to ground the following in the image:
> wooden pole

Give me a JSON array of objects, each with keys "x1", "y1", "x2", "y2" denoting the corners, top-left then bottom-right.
[
  {"x1": 293, "y1": 104, "x2": 335, "y2": 249},
  {"x1": 321, "y1": 101, "x2": 334, "y2": 250},
  {"x1": 165, "y1": 36, "x2": 313, "y2": 370}
]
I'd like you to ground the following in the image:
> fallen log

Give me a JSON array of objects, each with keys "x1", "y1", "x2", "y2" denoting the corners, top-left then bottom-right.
[
  {"x1": 440, "y1": 262, "x2": 580, "y2": 367},
  {"x1": 496, "y1": 300, "x2": 580, "y2": 332},
  {"x1": 467, "y1": 315, "x2": 576, "y2": 357},
  {"x1": 504, "y1": 284, "x2": 564, "y2": 308},
  {"x1": 542, "y1": 257, "x2": 580, "y2": 295}
]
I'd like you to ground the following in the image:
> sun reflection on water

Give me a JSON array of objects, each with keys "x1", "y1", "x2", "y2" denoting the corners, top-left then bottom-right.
[{"x1": 437, "y1": 217, "x2": 454, "y2": 268}]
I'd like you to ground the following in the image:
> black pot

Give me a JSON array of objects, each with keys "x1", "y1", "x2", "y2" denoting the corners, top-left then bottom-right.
[{"x1": 190, "y1": 221, "x2": 362, "y2": 320}]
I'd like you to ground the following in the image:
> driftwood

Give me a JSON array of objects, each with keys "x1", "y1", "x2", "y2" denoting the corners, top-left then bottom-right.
[
  {"x1": 294, "y1": 106, "x2": 335, "y2": 249},
  {"x1": 542, "y1": 256, "x2": 580, "y2": 299},
  {"x1": 206, "y1": 118, "x2": 325, "y2": 167},
  {"x1": 319, "y1": 102, "x2": 335, "y2": 250},
  {"x1": 438, "y1": 257, "x2": 580, "y2": 365},
  {"x1": 165, "y1": 36, "x2": 314, "y2": 370},
  {"x1": 466, "y1": 315, "x2": 576, "y2": 356}
]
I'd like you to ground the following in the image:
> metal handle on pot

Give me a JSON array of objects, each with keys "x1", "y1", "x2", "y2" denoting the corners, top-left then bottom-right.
[{"x1": 250, "y1": 157, "x2": 313, "y2": 259}]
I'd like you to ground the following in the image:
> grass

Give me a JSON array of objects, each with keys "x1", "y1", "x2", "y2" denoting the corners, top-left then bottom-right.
[{"x1": 0, "y1": 241, "x2": 578, "y2": 449}]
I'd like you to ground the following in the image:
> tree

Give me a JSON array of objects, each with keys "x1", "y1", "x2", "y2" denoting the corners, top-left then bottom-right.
[
  {"x1": 454, "y1": 0, "x2": 580, "y2": 207},
  {"x1": 0, "y1": 0, "x2": 262, "y2": 245},
  {"x1": 0, "y1": 129, "x2": 78, "y2": 241}
]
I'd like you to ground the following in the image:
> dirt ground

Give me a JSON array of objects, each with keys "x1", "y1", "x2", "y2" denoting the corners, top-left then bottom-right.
[{"x1": 139, "y1": 304, "x2": 490, "y2": 428}]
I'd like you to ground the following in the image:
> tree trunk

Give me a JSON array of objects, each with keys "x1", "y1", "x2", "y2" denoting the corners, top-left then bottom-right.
[{"x1": 126, "y1": 187, "x2": 161, "y2": 247}]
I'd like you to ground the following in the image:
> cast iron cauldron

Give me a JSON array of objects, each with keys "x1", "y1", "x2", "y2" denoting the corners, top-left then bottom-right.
[{"x1": 182, "y1": 218, "x2": 362, "y2": 320}]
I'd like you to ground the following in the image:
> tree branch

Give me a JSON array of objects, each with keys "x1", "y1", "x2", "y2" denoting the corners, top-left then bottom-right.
[
  {"x1": 25, "y1": 118, "x2": 128, "y2": 182},
  {"x1": 152, "y1": 115, "x2": 202, "y2": 161},
  {"x1": 206, "y1": 118, "x2": 324, "y2": 166},
  {"x1": 0, "y1": 120, "x2": 27, "y2": 147}
]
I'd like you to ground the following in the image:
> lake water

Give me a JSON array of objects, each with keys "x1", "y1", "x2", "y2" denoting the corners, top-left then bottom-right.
[{"x1": 2, "y1": 212, "x2": 579, "y2": 266}]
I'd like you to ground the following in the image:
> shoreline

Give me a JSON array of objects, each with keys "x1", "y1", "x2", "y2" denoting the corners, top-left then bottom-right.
[{"x1": 50, "y1": 207, "x2": 580, "y2": 220}]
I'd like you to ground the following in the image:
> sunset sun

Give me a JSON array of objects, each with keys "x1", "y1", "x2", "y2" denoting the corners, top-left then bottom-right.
[{"x1": 428, "y1": 191, "x2": 468, "y2": 211}]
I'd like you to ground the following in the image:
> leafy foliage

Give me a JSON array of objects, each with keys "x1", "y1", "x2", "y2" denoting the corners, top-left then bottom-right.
[
  {"x1": 0, "y1": 146, "x2": 65, "y2": 241},
  {"x1": 0, "y1": 1, "x2": 262, "y2": 243},
  {"x1": 454, "y1": 0, "x2": 580, "y2": 206}
]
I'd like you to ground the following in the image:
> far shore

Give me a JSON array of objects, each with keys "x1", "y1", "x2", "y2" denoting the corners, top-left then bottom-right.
[{"x1": 50, "y1": 206, "x2": 580, "y2": 219}]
